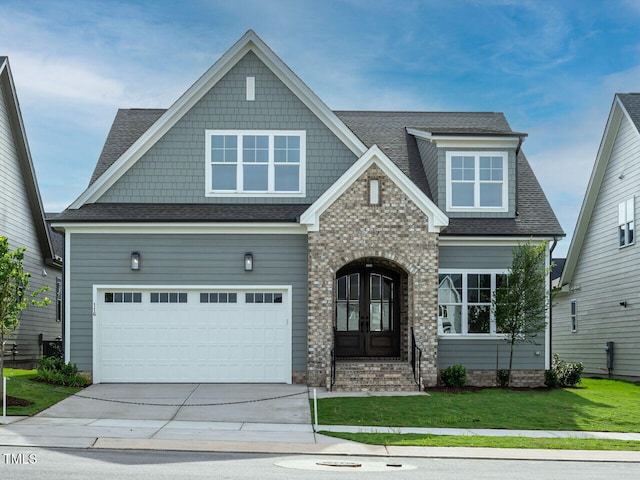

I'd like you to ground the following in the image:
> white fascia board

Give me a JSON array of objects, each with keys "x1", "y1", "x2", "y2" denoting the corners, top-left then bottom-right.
[
  {"x1": 406, "y1": 128, "x2": 433, "y2": 141},
  {"x1": 300, "y1": 145, "x2": 449, "y2": 233},
  {"x1": 52, "y1": 222, "x2": 307, "y2": 235},
  {"x1": 406, "y1": 128, "x2": 521, "y2": 149},
  {"x1": 439, "y1": 236, "x2": 552, "y2": 247},
  {"x1": 64, "y1": 232, "x2": 71, "y2": 363},
  {"x1": 560, "y1": 98, "x2": 626, "y2": 286},
  {"x1": 69, "y1": 30, "x2": 366, "y2": 209}
]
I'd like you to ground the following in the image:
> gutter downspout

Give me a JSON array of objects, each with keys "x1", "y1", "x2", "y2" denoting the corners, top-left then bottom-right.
[
  {"x1": 548, "y1": 236, "x2": 559, "y2": 366},
  {"x1": 515, "y1": 135, "x2": 525, "y2": 217}
]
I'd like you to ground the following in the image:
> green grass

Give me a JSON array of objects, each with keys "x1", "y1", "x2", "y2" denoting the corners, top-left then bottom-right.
[
  {"x1": 2, "y1": 368, "x2": 83, "y2": 417},
  {"x1": 314, "y1": 378, "x2": 640, "y2": 432},
  {"x1": 319, "y1": 431, "x2": 640, "y2": 451}
]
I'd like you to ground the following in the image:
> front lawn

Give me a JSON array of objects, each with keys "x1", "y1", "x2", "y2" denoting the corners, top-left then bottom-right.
[
  {"x1": 315, "y1": 378, "x2": 640, "y2": 432},
  {"x1": 319, "y1": 432, "x2": 640, "y2": 451},
  {"x1": 2, "y1": 368, "x2": 83, "y2": 417}
]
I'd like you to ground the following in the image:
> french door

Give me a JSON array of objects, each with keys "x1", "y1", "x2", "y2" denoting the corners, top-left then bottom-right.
[{"x1": 334, "y1": 266, "x2": 400, "y2": 357}]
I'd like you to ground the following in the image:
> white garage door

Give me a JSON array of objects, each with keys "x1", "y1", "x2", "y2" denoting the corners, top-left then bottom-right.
[{"x1": 94, "y1": 286, "x2": 292, "y2": 383}]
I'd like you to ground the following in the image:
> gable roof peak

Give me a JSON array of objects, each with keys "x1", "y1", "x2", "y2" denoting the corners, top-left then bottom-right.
[
  {"x1": 70, "y1": 30, "x2": 367, "y2": 208},
  {"x1": 0, "y1": 57, "x2": 59, "y2": 266}
]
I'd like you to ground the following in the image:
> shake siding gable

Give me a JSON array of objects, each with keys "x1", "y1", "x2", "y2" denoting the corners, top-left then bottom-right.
[
  {"x1": 555, "y1": 113, "x2": 640, "y2": 378},
  {"x1": 97, "y1": 52, "x2": 357, "y2": 204}
]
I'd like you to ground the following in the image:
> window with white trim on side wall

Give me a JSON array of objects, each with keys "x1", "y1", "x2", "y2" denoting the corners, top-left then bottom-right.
[
  {"x1": 446, "y1": 151, "x2": 508, "y2": 212},
  {"x1": 618, "y1": 197, "x2": 635, "y2": 247},
  {"x1": 205, "y1": 130, "x2": 306, "y2": 197}
]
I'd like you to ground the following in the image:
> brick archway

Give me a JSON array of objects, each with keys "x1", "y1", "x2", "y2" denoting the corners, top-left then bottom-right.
[{"x1": 305, "y1": 164, "x2": 440, "y2": 388}]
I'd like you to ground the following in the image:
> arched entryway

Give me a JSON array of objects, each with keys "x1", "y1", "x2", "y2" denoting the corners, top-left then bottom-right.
[{"x1": 334, "y1": 259, "x2": 406, "y2": 358}]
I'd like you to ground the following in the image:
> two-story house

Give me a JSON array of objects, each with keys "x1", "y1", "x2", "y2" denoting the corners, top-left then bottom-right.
[
  {"x1": 555, "y1": 93, "x2": 640, "y2": 381},
  {"x1": 1, "y1": 57, "x2": 63, "y2": 367},
  {"x1": 53, "y1": 31, "x2": 563, "y2": 390}
]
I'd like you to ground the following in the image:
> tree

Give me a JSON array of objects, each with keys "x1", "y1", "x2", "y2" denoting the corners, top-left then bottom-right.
[
  {"x1": 493, "y1": 241, "x2": 549, "y2": 387},
  {"x1": 1, "y1": 236, "x2": 50, "y2": 397}
]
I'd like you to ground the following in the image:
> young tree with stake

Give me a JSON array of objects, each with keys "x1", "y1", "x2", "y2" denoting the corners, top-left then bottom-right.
[{"x1": 493, "y1": 241, "x2": 549, "y2": 387}]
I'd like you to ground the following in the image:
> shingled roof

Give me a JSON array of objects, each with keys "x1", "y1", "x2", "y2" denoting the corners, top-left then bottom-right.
[
  {"x1": 60, "y1": 108, "x2": 563, "y2": 236},
  {"x1": 55, "y1": 203, "x2": 308, "y2": 223},
  {"x1": 618, "y1": 93, "x2": 640, "y2": 132},
  {"x1": 89, "y1": 108, "x2": 166, "y2": 185}
]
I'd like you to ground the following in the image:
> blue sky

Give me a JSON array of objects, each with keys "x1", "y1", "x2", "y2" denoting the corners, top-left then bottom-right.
[{"x1": 2, "y1": 0, "x2": 640, "y2": 256}]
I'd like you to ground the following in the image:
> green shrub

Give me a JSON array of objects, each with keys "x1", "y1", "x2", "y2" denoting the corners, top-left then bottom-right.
[
  {"x1": 37, "y1": 356, "x2": 89, "y2": 387},
  {"x1": 440, "y1": 364, "x2": 468, "y2": 387},
  {"x1": 496, "y1": 369, "x2": 511, "y2": 387},
  {"x1": 544, "y1": 354, "x2": 584, "y2": 388}
]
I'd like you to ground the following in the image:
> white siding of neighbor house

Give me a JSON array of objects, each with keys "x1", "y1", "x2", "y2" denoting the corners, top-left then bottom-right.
[
  {"x1": 555, "y1": 114, "x2": 640, "y2": 379},
  {"x1": 0, "y1": 78, "x2": 60, "y2": 363}
]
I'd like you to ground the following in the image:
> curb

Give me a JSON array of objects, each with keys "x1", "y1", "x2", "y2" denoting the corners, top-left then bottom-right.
[{"x1": 3, "y1": 435, "x2": 639, "y2": 463}]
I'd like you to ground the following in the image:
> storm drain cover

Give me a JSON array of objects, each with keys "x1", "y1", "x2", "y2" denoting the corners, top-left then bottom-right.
[{"x1": 275, "y1": 458, "x2": 417, "y2": 472}]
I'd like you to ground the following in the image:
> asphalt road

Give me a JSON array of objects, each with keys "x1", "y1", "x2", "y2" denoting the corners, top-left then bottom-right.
[{"x1": 1, "y1": 447, "x2": 639, "y2": 479}]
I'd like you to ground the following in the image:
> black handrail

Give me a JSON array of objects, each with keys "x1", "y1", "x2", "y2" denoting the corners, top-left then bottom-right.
[
  {"x1": 411, "y1": 327, "x2": 422, "y2": 390},
  {"x1": 330, "y1": 348, "x2": 336, "y2": 391}
]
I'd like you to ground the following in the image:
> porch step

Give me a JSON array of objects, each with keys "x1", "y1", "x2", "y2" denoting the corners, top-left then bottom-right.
[{"x1": 331, "y1": 361, "x2": 419, "y2": 392}]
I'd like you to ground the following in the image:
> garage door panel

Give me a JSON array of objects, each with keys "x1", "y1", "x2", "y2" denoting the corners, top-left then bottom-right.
[{"x1": 96, "y1": 287, "x2": 291, "y2": 383}]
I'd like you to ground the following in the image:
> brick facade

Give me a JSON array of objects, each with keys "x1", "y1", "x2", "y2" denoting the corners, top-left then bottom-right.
[
  {"x1": 466, "y1": 369, "x2": 546, "y2": 387},
  {"x1": 307, "y1": 163, "x2": 440, "y2": 389}
]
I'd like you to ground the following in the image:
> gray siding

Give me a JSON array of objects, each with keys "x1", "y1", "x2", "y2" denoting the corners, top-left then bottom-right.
[
  {"x1": 0, "y1": 79, "x2": 60, "y2": 363},
  {"x1": 438, "y1": 244, "x2": 545, "y2": 370},
  {"x1": 416, "y1": 138, "x2": 438, "y2": 203},
  {"x1": 98, "y1": 51, "x2": 358, "y2": 204},
  {"x1": 68, "y1": 233, "x2": 308, "y2": 372},
  {"x1": 439, "y1": 245, "x2": 514, "y2": 270},
  {"x1": 438, "y1": 339, "x2": 545, "y2": 370},
  {"x1": 435, "y1": 147, "x2": 517, "y2": 218},
  {"x1": 555, "y1": 115, "x2": 640, "y2": 379}
]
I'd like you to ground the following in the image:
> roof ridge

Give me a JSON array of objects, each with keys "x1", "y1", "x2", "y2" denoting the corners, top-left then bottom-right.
[{"x1": 334, "y1": 110, "x2": 505, "y2": 115}]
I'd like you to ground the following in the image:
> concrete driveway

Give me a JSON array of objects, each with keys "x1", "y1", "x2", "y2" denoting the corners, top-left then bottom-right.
[
  {"x1": 37, "y1": 383, "x2": 312, "y2": 424},
  {"x1": 1, "y1": 383, "x2": 355, "y2": 445}
]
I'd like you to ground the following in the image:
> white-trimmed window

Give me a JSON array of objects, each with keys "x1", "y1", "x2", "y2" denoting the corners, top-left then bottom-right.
[
  {"x1": 438, "y1": 271, "x2": 507, "y2": 335},
  {"x1": 446, "y1": 151, "x2": 508, "y2": 212},
  {"x1": 618, "y1": 197, "x2": 635, "y2": 247},
  {"x1": 570, "y1": 299, "x2": 577, "y2": 333},
  {"x1": 206, "y1": 130, "x2": 306, "y2": 196}
]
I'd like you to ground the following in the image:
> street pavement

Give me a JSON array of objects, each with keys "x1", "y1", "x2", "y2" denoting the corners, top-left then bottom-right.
[{"x1": 1, "y1": 383, "x2": 640, "y2": 462}]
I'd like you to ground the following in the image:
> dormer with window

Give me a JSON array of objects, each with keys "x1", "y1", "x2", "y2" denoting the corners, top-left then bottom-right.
[{"x1": 407, "y1": 128, "x2": 525, "y2": 218}]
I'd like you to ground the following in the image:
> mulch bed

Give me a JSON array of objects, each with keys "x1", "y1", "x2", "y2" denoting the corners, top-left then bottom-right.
[
  {"x1": 4, "y1": 395, "x2": 34, "y2": 407},
  {"x1": 424, "y1": 386, "x2": 550, "y2": 393}
]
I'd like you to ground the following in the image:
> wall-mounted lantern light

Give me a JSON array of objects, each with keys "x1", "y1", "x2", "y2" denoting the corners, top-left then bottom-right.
[
  {"x1": 244, "y1": 253, "x2": 254, "y2": 271},
  {"x1": 130, "y1": 252, "x2": 141, "y2": 270}
]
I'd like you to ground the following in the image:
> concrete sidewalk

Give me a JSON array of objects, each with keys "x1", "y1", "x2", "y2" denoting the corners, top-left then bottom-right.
[{"x1": 2, "y1": 415, "x2": 640, "y2": 462}]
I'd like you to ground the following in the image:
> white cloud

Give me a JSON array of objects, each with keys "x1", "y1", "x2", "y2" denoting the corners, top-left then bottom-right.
[{"x1": 11, "y1": 54, "x2": 126, "y2": 106}]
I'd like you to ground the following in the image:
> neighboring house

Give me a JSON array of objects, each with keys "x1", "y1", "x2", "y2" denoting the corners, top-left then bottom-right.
[
  {"x1": 556, "y1": 94, "x2": 640, "y2": 381},
  {"x1": 551, "y1": 257, "x2": 565, "y2": 289},
  {"x1": 52, "y1": 31, "x2": 563, "y2": 390},
  {"x1": 0, "y1": 57, "x2": 63, "y2": 367}
]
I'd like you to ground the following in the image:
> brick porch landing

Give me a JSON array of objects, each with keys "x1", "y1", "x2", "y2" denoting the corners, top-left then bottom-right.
[{"x1": 331, "y1": 360, "x2": 419, "y2": 392}]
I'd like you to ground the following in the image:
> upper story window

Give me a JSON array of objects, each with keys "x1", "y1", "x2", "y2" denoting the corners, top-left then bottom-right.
[
  {"x1": 205, "y1": 130, "x2": 306, "y2": 197},
  {"x1": 446, "y1": 151, "x2": 508, "y2": 212},
  {"x1": 618, "y1": 197, "x2": 635, "y2": 247}
]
